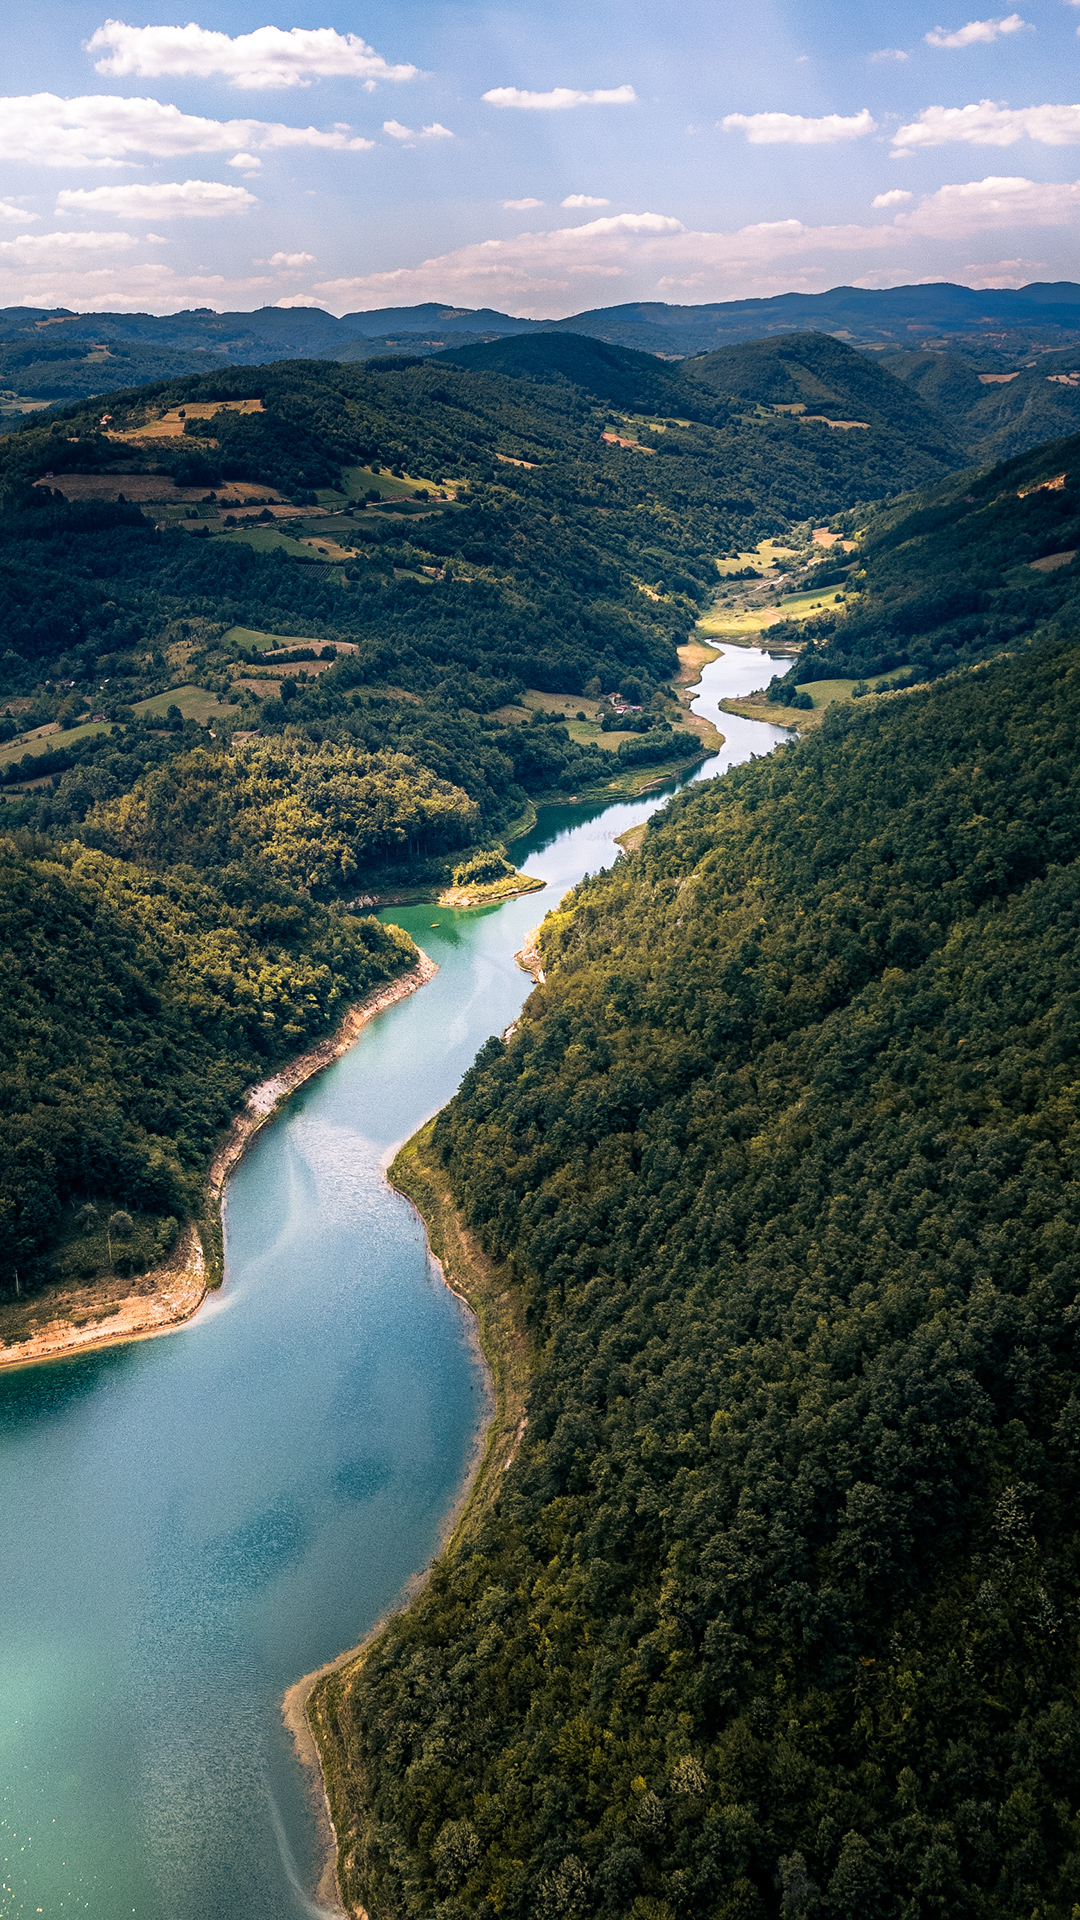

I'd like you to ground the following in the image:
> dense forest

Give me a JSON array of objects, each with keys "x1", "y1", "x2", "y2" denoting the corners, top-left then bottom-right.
[
  {"x1": 0, "y1": 332, "x2": 964, "y2": 693},
  {"x1": 0, "y1": 332, "x2": 976, "y2": 865},
  {"x1": 767, "y1": 428, "x2": 1080, "y2": 697},
  {"x1": 874, "y1": 343, "x2": 1080, "y2": 466},
  {"x1": 0, "y1": 832, "x2": 413, "y2": 1291},
  {"x1": 4, "y1": 340, "x2": 777, "y2": 1296},
  {"x1": 323, "y1": 636, "x2": 1080, "y2": 1920}
]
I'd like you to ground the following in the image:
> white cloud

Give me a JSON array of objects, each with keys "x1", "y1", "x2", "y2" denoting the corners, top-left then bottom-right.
[
  {"x1": 0, "y1": 94, "x2": 376, "y2": 167},
  {"x1": 925, "y1": 13, "x2": 1029, "y2": 47},
  {"x1": 722, "y1": 108, "x2": 876, "y2": 144},
  {"x1": 898, "y1": 173, "x2": 1080, "y2": 234},
  {"x1": 0, "y1": 200, "x2": 36, "y2": 222},
  {"x1": 482, "y1": 85, "x2": 636, "y2": 110},
  {"x1": 0, "y1": 229, "x2": 138, "y2": 259},
  {"x1": 0, "y1": 260, "x2": 274, "y2": 310},
  {"x1": 961, "y1": 256, "x2": 1046, "y2": 285},
  {"x1": 384, "y1": 120, "x2": 413, "y2": 140},
  {"x1": 269, "y1": 250, "x2": 315, "y2": 267},
  {"x1": 870, "y1": 48, "x2": 909, "y2": 61},
  {"x1": 87, "y1": 21, "x2": 416, "y2": 90},
  {"x1": 55, "y1": 180, "x2": 256, "y2": 219},
  {"x1": 311, "y1": 178, "x2": 1080, "y2": 314},
  {"x1": 562, "y1": 194, "x2": 609, "y2": 207},
  {"x1": 893, "y1": 101, "x2": 1080, "y2": 151},
  {"x1": 504, "y1": 197, "x2": 543, "y2": 209},
  {"x1": 422, "y1": 123, "x2": 454, "y2": 139},
  {"x1": 273, "y1": 295, "x2": 325, "y2": 307},
  {"x1": 228, "y1": 152, "x2": 261, "y2": 172},
  {"x1": 872, "y1": 188, "x2": 913, "y2": 206},
  {"x1": 576, "y1": 212, "x2": 683, "y2": 233}
]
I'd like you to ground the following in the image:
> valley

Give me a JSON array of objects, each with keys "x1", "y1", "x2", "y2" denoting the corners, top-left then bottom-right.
[{"x1": 1, "y1": 315, "x2": 1079, "y2": 1920}]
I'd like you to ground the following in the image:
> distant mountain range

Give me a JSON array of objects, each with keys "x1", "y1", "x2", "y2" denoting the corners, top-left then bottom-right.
[{"x1": 4, "y1": 282, "x2": 1080, "y2": 462}]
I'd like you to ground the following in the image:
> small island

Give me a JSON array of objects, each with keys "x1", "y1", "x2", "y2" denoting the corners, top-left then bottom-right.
[{"x1": 438, "y1": 848, "x2": 545, "y2": 909}]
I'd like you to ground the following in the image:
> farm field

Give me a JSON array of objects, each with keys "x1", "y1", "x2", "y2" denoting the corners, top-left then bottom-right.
[
  {"x1": 801, "y1": 665, "x2": 911, "y2": 705},
  {"x1": 699, "y1": 582, "x2": 848, "y2": 637},
  {"x1": 516, "y1": 688, "x2": 656, "y2": 749},
  {"x1": 720, "y1": 663, "x2": 915, "y2": 731},
  {"x1": 216, "y1": 525, "x2": 333, "y2": 560},
  {"x1": 340, "y1": 464, "x2": 453, "y2": 502},
  {"x1": 222, "y1": 626, "x2": 324, "y2": 654},
  {"x1": 118, "y1": 398, "x2": 264, "y2": 441},
  {"x1": 0, "y1": 719, "x2": 111, "y2": 767},
  {"x1": 132, "y1": 685, "x2": 239, "y2": 723},
  {"x1": 715, "y1": 539, "x2": 803, "y2": 575}
]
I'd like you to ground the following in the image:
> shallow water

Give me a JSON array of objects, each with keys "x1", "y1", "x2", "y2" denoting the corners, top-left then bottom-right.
[{"x1": 0, "y1": 647, "x2": 790, "y2": 1919}]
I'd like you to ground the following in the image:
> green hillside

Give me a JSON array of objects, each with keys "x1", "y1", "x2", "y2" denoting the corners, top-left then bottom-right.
[
  {"x1": 0, "y1": 834, "x2": 413, "y2": 1292},
  {"x1": 684, "y1": 331, "x2": 959, "y2": 459},
  {"x1": 0, "y1": 341, "x2": 969, "y2": 863},
  {"x1": 438, "y1": 330, "x2": 964, "y2": 500},
  {"x1": 876, "y1": 345, "x2": 1080, "y2": 464},
  {"x1": 768, "y1": 430, "x2": 1080, "y2": 694},
  {"x1": 320, "y1": 634, "x2": 1080, "y2": 1920}
]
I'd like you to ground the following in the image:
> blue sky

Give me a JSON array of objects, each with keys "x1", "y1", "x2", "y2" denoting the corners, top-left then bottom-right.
[{"x1": 1, "y1": 0, "x2": 1079, "y2": 315}]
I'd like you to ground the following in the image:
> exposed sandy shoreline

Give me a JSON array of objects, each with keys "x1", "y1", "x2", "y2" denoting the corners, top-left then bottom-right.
[
  {"x1": 515, "y1": 921, "x2": 546, "y2": 981},
  {"x1": 0, "y1": 953, "x2": 437, "y2": 1374}
]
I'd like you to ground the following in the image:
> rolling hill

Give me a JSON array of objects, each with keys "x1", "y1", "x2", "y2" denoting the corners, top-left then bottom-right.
[
  {"x1": 874, "y1": 343, "x2": 1080, "y2": 464},
  {"x1": 769, "y1": 427, "x2": 1080, "y2": 691},
  {"x1": 682, "y1": 332, "x2": 959, "y2": 459},
  {"x1": 5, "y1": 283, "x2": 1080, "y2": 473}
]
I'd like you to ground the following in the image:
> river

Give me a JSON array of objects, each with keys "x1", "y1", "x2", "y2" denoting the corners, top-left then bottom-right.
[{"x1": 0, "y1": 646, "x2": 791, "y2": 1920}]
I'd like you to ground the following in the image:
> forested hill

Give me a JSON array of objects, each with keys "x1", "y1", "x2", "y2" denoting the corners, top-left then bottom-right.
[
  {"x1": 0, "y1": 335, "x2": 887, "y2": 865},
  {"x1": 0, "y1": 337, "x2": 961, "y2": 712},
  {"x1": 330, "y1": 635, "x2": 1080, "y2": 1920},
  {"x1": 0, "y1": 836, "x2": 414, "y2": 1291},
  {"x1": 682, "y1": 331, "x2": 956, "y2": 462},
  {"x1": 437, "y1": 327, "x2": 1080, "y2": 468},
  {"x1": 873, "y1": 343, "x2": 1080, "y2": 466},
  {"x1": 770, "y1": 428, "x2": 1080, "y2": 695}
]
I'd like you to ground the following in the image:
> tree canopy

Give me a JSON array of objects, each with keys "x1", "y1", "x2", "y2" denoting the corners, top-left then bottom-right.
[{"x1": 328, "y1": 636, "x2": 1080, "y2": 1920}]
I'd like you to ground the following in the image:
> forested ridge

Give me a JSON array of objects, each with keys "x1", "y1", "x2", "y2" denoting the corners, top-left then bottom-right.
[
  {"x1": 4, "y1": 341, "x2": 768, "y2": 1300},
  {"x1": 0, "y1": 335, "x2": 961, "y2": 693},
  {"x1": 326, "y1": 639, "x2": 1080, "y2": 1920},
  {"x1": 770, "y1": 428, "x2": 1080, "y2": 696},
  {"x1": 0, "y1": 333, "x2": 969, "y2": 949},
  {"x1": 6, "y1": 285, "x2": 1080, "y2": 452},
  {"x1": 0, "y1": 833, "x2": 413, "y2": 1291}
]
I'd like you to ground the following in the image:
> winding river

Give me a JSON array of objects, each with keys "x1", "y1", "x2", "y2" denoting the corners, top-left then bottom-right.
[{"x1": 0, "y1": 647, "x2": 791, "y2": 1920}]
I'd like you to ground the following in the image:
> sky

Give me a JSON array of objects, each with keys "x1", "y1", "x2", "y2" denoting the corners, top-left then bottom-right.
[{"x1": 2, "y1": 0, "x2": 1080, "y2": 317}]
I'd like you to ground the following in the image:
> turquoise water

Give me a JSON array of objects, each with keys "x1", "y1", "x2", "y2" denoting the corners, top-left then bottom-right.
[{"x1": 0, "y1": 651, "x2": 790, "y2": 1919}]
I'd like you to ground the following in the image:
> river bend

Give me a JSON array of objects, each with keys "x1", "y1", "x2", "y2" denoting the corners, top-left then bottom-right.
[{"x1": 0, "y1": 646, "x2": 790, "y2": 1919}]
